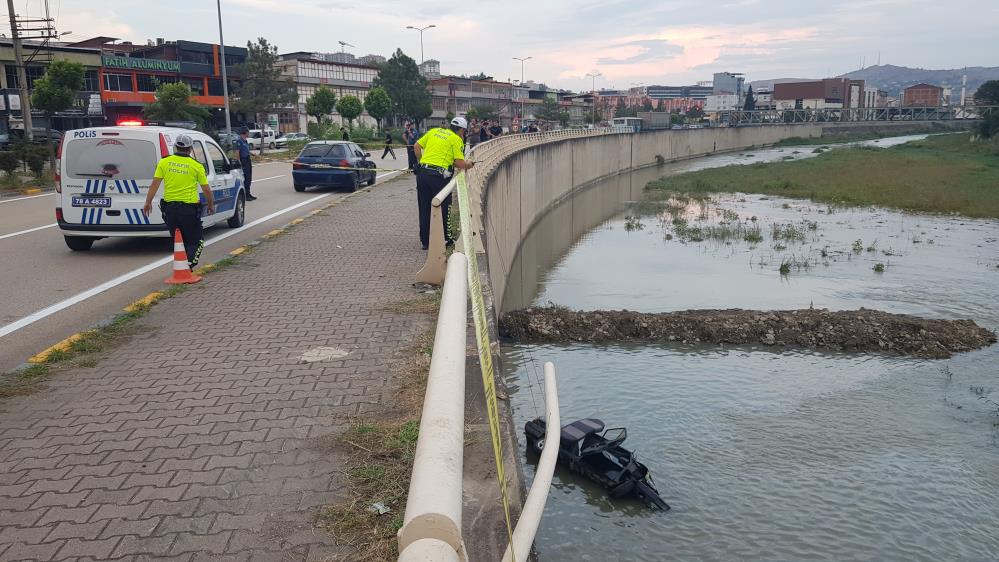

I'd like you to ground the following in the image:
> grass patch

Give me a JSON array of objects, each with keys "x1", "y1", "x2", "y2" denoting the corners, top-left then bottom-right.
[
  {"x1": 774, "y1": 132, "x2": 889, "y2": 147},
  {"x1": 647, "y1": 134, "x2": 999, "y2": 218}
]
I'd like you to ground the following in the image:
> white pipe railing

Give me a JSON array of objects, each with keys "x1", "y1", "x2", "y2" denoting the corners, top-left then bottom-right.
[
  {"x1": 398, "y1": 253, "x2": 469, "y2": 561},
  {"x1": 502, "y1": 362, "x2": 560, "y2": 562}
]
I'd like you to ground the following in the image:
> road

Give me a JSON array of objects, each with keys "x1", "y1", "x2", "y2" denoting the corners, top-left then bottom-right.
[{"x1": 0, "y1": 157, "x2": 411, "y2": 372}]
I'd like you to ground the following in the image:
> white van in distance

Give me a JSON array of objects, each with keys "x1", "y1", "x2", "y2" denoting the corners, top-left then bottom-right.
[{"x1": 56, "y1": 126, "x2": 246, "y2": 251}]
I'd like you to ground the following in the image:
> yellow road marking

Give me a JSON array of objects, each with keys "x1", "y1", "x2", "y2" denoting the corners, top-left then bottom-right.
[{"x1": 28, "y1": 332, "x2": 85, "y2": 364}]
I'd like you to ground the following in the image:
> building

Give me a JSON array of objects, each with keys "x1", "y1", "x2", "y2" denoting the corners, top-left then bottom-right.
[
  {"x1": 772, "y1": 78, "x2": 865, "y2": 110},
  {"x1": 712, "y1": 72, "x2": 745, "y2": 99},
  {"x1": 647, "y1": 84, "x2": 713, "y2": 101},
  {"x1": 0, "y1": 38, "x2": 104, "y2": 138},
  {"x1": 89, "y1": 38, "x2": 247, "y2": 126},
  {"x1": 430, "y1": 76, "x2": 513, "y2": 127},
  {"x1": 357, "y1": 54, "x2": 385, "y2": 66},
  {"x1": 863, "y1": 86, "x2": 888, "y2": 108},
  {"x1": 276, "y1": 52, "x2": 380, "y2": 133},
  {"x1": 902, "y1": 83, "x2": 944, "y2": 107},
  {"x1": 753, "y1": 87, "x2": 774, "y2": 110},
  {"x1": 704, "y1": 94, "x2": 739, "y2": 112},
  {"x1": 419, "y1": 59, "x2": 440, "y2": 80}
]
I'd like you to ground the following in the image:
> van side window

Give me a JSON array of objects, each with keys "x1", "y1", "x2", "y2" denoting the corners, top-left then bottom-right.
[
  {"x1": 205, "y1": 143, "x2": 228, "y2": 172},
  {"x1": 192, "y1": 141, "x2": 210, "y2": 173}
]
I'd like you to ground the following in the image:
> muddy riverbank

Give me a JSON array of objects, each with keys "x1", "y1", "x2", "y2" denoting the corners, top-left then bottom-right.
[{"x1": 501, "y1": 306, "x2": 996, "y2": 358}]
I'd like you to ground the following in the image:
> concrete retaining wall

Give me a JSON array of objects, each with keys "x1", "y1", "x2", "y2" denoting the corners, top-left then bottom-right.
[{"x1": 481, "y1": 124, "x2": 824, "y2": 311}]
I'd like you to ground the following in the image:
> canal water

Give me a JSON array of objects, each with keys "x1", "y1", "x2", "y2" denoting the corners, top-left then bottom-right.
[{"x1": 501, "y1": 136, "x2": 999, "y2": 561}]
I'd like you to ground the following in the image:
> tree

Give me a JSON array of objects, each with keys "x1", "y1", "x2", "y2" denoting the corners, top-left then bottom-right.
[
  {"x1": 466, "y1": 72, "x2": 492, "y2": 80},
  {"x1": 537, "y1": 97, "x2": 568, "y2": 126},
  {"x1": 466, "y1": 104, "x2": 498, "y2": 122},
  {"x1": 31, "y1": 60, "x2": 85, "y2": 167},
  {"x1": 412, "y1": 101, "x2": 433, "y2": 128},
  {"x1": 974, "y1": 80, "x2": 999, "y2": 105},
  {"x1": 371, "y1": 49, "x2": 432, "y2": 121},
  {"x1": 336, "y1": 95, "x2": 363, "y2": 127},
  {"x1": 975, "y1": 80, "x2": 999, "y2": 138},
  {"x1": 641, "y1": 98, "x2": 654, "y2": 112},
  {"x1": 305, "y1": 86, "x2": 337, "y2": 126},
  {"x1": 743, "y1": 85, "x2": 756, "y2": 111},
  {"x1": 686, "y1": 105, "x2": 704, "y2": 120},
  {"x1": 144, "y1": 82, "x2": 213, "y2": 128},
  {"x1": 614, "y1": 98, "x2": 637, "y2": 118},
  {"x1": 364, "y1": 86, "x2": 392, "y2": 128},
  {"x1": 231, "y1": 38, "x2": 297, "y2": 153},
  {"x1": 656, "y1": 99, "x2": 665, "y2": 111}
]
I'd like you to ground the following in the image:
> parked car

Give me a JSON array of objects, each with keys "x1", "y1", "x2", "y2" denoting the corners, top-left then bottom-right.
[
  {"x1": 246, "y1": 129, "x2": 277, "y2": 150},
  {"x1": 275, "y1": 132, "x2": 309, "y2": 148},
  {"x1": 292, "y1": 141, "x2": 376, "y2": 192}
]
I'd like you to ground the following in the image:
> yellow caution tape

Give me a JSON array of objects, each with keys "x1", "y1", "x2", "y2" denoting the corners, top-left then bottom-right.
[{"x1": 455, "y1": 171, "x2": 517, "y2": 560}]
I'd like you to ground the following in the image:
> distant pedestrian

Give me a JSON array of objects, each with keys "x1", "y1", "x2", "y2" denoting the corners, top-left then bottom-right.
[
  {"x1": 478, "y1": 121, "x2": 490, "y2": 145},
  {"x1": 403, "y1": 121, "x2": 419, "y2": 170},
  {"x1": 142, "y1": 134, "x2": 215, "y2": 269},
  {"x1": 381, "y1": 129, "x2": 397, "y2": 159},
  {"x1": 526, "y1": 121, "x2": 539, "y2": 133},
  {"x1": 413, "y1": 117, "x2": 476, "y2": 250},
  {"x1": 234, "y1": 127, "x2": 256, "y2": 201},
  {"x1": 489, "y1": 121, "x2": 503, "y2": 139},
  {"x1": 341, "y1": 126, "x2": 350, "y2": 141}
]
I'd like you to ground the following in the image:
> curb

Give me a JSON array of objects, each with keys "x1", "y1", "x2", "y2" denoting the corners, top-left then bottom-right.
[{"x1": 18, "y1": 171, "x2": 409, "y2": 370}]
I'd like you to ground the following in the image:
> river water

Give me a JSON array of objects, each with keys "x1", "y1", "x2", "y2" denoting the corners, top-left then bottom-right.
[{"x1": 500, "y1": 136, "x2": 999, "y2": 561}]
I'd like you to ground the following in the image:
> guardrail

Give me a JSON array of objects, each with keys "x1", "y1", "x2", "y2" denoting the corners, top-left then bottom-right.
[
  {"x1": 416, "y1": 127, "x2": 628, "y2": 285},
  {"x1": 400, "y1": 251, "x2": 562, "y2": 561}
]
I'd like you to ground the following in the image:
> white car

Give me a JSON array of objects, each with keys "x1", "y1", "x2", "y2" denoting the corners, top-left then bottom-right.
[
  {"x1": 275, "y1": 132, "x2": 308, "y2": 148},
  {"x1": 247, "y1": 129, "x2": 277, "y2": 150},
  {"x1": 56, "y1": 125, "x2": 246, "y2": 251}
]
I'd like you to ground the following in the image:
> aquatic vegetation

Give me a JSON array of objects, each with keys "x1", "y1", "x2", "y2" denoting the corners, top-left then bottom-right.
[
  {"x1": 744, "y1": 225, "x2": 763, "y2": 243},
  {"x1": 866, "y1": 239, "x2": 879, "y2": 253},
  {"x1": 852, "y1": 239, "x2": 864, "y2": 253},
  {"x1": 771, "y1": 222, "x2": 808, "y2": 241},
  {"x1": 624, "y1": 216, "x2": 645, "y2": 231},
  {"x1": 873, "y1": 262, "x2": 886, "y2": 273}
]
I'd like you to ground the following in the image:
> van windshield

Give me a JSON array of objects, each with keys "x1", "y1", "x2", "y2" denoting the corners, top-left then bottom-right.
[{"x1": 65, "y1": 138, "x2": 159, "y2": 180}]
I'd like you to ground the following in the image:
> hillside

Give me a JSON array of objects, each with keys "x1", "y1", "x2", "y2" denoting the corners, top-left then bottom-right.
[{"x1": 839, "y1": 65, "x2": 999, "y2": 96}]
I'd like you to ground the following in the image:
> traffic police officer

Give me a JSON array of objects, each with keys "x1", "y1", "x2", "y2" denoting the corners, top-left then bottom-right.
[
  {"x1": 413, "y1": 117, "x2": 475, "y2": 250},
  {"x1": 142, "y1": 134, "x2": 215, "y2": 269}
]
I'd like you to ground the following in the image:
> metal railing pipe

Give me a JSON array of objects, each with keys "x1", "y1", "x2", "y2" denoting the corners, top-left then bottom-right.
[
  {"x1": 398, "y1": 538, "x2": 462, "y2": 562},
  {"x1": 502, "y1": 361, "x2": 560, "y2": 562},
  {"x1": 398, "y1": 253, "x2": 470, "y2": 561}
]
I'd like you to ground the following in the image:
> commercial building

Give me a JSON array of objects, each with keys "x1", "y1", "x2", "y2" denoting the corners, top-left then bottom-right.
[
  {"x1": 87, "y1": 38, "x2": 247, "y2": 126},
  {"x1": 276, "y1": 52, "x2": 380, "y2": 133},
  {"x1": 430, "y1": 76, "x2": 513, "y2": 127},
  {"x1": 647, "y1": 84, "x2": 713, "y2": 101},
  {"x1": 903, "y1": 83, "x2": 944, "y2": 107},
  {"x1": 0, "y1": 39, "x2": 104, "y2": 138},
  {"x1": 752, "y1": 87, "x2": 774, "y2": 110},
  {"x1": 419, "y1": 59, "x2": 441, "y2": 80},
  {"x1": 864, "y1": 86, "x2": 888, "y2": 108},
  {"x1": 712, "y1": 72, "x2": 745, "y2": 99},
  {"x1": 704, "y1": 94, "x2": 739, "y2": 112},
  {"x1": 772, "y1": 78, "x2": 865, "y2": 109}
]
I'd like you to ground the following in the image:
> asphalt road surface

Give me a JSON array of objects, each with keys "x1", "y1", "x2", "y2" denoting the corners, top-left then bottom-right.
[{"x1": 0, "y1": 157, "x2": 410, "y2": 372}]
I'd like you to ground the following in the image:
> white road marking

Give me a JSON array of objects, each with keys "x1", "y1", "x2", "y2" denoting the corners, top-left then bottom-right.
[
  {"x1": 0, "y1": 223, "x2": 57, "y2": 241},
  {"x1": 0, "y1": 170, "x2": 400, "y2": 340},
  {"x1": 0, "y1": 192, "x2": 54, "y2": 204},
  {"x1": 255, "y1": 175, "x2": 285, "y2": 182}
]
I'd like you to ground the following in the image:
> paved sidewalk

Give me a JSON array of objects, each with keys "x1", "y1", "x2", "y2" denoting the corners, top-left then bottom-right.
[{"x1": 0, "y1": 175, "x2": 432, "y2": 561}]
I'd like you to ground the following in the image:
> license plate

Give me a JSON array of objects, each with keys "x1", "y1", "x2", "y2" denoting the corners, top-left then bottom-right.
[{"x1": 72, "y1": 196, "x2": 111, "y2": 207}]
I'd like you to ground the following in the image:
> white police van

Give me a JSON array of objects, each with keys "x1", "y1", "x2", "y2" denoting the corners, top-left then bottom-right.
[{"x1": 56, "y1": 126, "x2": 246, "y2": 251}]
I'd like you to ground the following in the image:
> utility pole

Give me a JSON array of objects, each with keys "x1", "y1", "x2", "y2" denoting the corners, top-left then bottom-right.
[
  {"x1": 216, "y1": 0, "x2": 232, "y2": 138},
  {"x1": 7, "y1": 0, "x2": 34, "y2": 140},
  {"x1": 586, "y1": 72, "x2": 602, "y2": 126},
  {"x1": 513, "y1": 56, "x2": 531, "y2": 125}
]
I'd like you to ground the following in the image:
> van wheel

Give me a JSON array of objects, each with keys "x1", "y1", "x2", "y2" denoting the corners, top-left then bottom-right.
[
  {"x1": 227, "y1": 192, "x2": 245, "y2": 228},
  {"x1": 268, "y1": 142, "x2": 275, "y2": 149},
  {"x1": 64, "y1": 236, "x2": 95, "y2": 251}
]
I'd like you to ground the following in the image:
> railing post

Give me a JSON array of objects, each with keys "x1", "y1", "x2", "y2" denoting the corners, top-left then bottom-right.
[{"x1": 398, "y1": 253, "x2": 469, "y2": 561}]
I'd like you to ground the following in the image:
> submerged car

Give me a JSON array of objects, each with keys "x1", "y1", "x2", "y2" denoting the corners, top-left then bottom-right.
[
  {"x1": 525, "y1": 417, "x2": 670, "y2": 511},
  {"x1": 292, "y1": 141, "x2": 377, "y2": 192}
]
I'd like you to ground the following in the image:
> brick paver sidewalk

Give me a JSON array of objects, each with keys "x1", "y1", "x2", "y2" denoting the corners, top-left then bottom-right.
[{"x1": 0, "y1": 176, "x2": 433, "y2": 561}]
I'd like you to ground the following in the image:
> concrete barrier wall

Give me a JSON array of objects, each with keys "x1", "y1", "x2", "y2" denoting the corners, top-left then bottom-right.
[{"x1": 481, "y1": 124, "x2": 825, "y2": 311}]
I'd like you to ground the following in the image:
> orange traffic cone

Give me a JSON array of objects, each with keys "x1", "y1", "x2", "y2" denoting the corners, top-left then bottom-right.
[{"x1": 165, "y1": 229, "x2": 202, "y2": 285}]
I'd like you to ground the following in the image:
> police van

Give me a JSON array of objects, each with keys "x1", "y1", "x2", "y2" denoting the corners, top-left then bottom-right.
[{"x1": 56, "y1": 126, "x2": 246, "y2": 251}]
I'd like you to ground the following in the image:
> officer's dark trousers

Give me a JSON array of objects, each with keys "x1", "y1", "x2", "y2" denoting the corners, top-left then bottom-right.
[
  {"x1": 416, "y1": 168, "x2": 452, "y2": 249},
  {"x1": 406, "y1": 146, "x2": 417, "y2": 170},
  {"x1": 241, "y1": 157, "x2": 253, "y2": 196},
  {"x1": 161, "y1": 201, "x2": 204, "y2": 268}
]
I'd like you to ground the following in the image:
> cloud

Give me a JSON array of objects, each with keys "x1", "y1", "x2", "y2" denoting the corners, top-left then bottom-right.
[{"x1": 597, "y1": 39, "x2": 683, "y2": 65}]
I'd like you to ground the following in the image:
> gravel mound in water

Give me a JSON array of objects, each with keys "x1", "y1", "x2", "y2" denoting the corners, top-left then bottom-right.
[{"x1": 500, "y1": 307, "x2": 997, "y2": 359}]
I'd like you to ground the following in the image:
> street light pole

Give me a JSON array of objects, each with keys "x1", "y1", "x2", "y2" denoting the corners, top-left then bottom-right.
[
  {"x1": 586, "y1": 72, "x2": 602, "y2": 127},
  {"x1": 406, "y1": 24, "x2": 436, "y2": 64},
  {"x1": 215, "y1": 0, "x2": 232, "y2": 139},
  {"x1": 513, "y1": 56, "x2": 531, "y2": 126}
]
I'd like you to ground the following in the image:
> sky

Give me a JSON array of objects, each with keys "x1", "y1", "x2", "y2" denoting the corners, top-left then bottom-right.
[{"x1": 41, "y1": 0, "x2": 999, "y2": 91}]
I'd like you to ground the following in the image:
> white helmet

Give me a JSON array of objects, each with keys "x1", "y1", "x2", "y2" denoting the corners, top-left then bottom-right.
[{"x1": 450, "y1": 116, "x2": 468, "y2": 129}]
